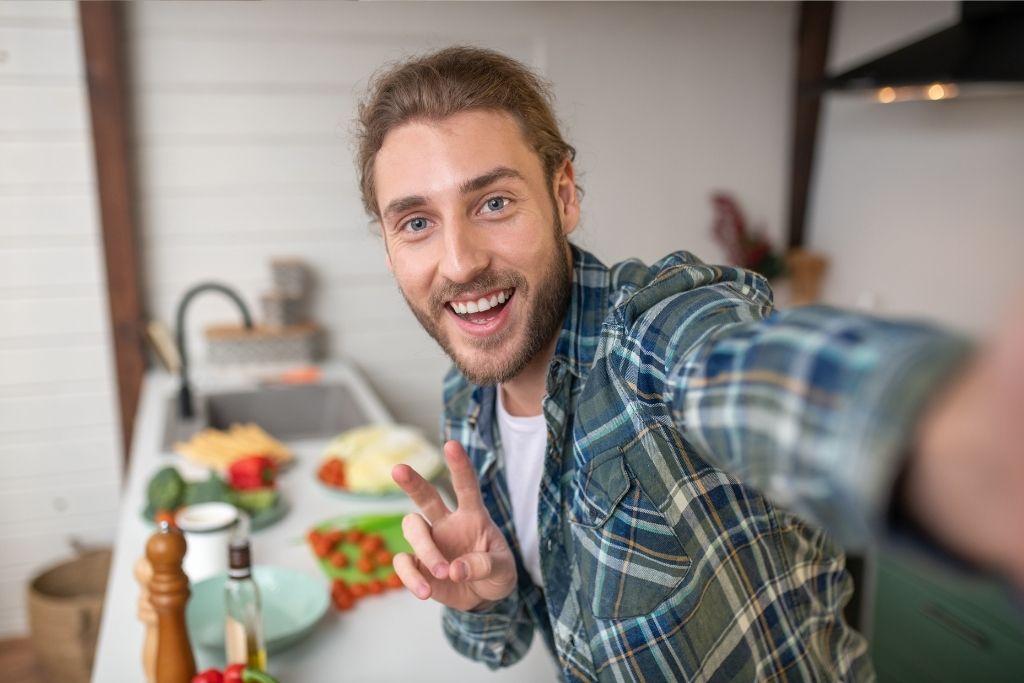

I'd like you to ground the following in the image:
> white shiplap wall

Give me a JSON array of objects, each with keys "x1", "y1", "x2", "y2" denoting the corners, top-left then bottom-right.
[
  {"x1": 0, "y1": 1, "x2": 122, "y2": 637},
  {"x1": 128, "y1": 0, "x2": 796, "y2": 434}
]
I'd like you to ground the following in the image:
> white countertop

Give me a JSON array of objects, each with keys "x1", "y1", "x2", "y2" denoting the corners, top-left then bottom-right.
[{"x1": 92, "y1": 362, "x2": 558, "y2": 682}]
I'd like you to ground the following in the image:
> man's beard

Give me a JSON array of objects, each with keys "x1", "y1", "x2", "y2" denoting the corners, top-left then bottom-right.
[{"x1": 400, "y1": 220, "x2": 572, "y2": 386}]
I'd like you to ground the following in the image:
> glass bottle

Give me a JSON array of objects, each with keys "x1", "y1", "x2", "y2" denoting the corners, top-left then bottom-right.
[{"x1": 224, "y1": 534, "x2": 267, "y2": 671}]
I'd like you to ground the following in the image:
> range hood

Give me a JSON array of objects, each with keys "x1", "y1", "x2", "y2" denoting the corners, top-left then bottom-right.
[{"x1": 825, "y1": 1, "x2": 1024, "y2": 101}]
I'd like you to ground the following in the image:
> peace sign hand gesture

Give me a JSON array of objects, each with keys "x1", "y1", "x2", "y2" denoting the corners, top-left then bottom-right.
[{"x1": 391, "y1": 440, "x2": 517, "y2": 612}]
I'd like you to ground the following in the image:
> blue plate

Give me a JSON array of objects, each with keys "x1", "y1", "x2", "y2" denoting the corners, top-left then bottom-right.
[{"x1": 186, "y1": 566, "x2": 328, "y2": 654}]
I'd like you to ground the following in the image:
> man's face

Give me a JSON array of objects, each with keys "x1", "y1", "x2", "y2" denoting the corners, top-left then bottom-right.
[{"x1": 374, "y1": 110, "x2": 578, "y2": 385}]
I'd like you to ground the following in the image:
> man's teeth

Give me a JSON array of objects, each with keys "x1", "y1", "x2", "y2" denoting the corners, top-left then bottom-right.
[{"x1": 451, "y1": 289, "x2": 512, "y2": 315}]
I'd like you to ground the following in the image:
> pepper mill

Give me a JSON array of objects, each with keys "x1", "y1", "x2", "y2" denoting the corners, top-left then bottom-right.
[
  {"x1": 134, "y1": 556, "x2": 157, "y2": 683},
  {"x1": 146, "y1": 521, "x2": 197, "y2": 683}
]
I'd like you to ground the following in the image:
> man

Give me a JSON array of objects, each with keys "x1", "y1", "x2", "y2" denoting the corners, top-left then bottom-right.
[{"x1": 354, "y1": 46, "x2": 1024, "y2": 681}]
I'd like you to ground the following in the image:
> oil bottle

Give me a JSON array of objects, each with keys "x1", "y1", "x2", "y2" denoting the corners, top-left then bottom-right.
[{"x1": 224, "y1": 532, "x2": 267, "y2": 671}]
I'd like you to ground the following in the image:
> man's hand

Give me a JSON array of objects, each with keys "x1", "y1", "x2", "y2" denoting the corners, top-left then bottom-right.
[
  {"x1": 391, "y1": 440, "x2": 517, "y2": 611},
  {"x1": 907, "y1": 303, "x2": 1024, "y2": 588}
]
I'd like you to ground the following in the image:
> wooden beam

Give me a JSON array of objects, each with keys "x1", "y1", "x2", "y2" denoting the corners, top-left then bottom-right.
[
  {"x1": 787, "y1": 1, "x2": 834, "y2": 249},
  {"x1": 79, "y1": 1, "x2": 146, "y2": 467}
]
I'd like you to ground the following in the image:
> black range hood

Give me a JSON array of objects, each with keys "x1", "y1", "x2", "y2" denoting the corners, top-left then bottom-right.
[{"x1": 825, "y1": 1, "x2": 1024, "y2": 100}]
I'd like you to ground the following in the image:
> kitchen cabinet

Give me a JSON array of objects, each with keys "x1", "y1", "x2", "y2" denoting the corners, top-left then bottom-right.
[{"x1": 871, "y1": 553, "x2": 1024, "y2": 682}]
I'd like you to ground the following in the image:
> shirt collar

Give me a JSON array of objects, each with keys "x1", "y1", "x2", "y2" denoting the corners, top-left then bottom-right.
[{"x1": 551, "y1": 244, "x2": 612, "y2": 379}]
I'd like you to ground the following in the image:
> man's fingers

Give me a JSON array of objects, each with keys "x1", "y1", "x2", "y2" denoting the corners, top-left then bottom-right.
[
  {"x1": 444, "y1": 441, "x2": 485, "y2": 511},
  {"x1": 401, "y1": 513, "x2": 450, "y2": 580},
  {"x1": 392, "y1": 463, "x2": 450, "y2": 524},
  {"x1": 392, "y1": 552, "x2": 431, "y2": 600},
  {"x1": 449, "y1": 551, "x2": 493, "y2": 583}
]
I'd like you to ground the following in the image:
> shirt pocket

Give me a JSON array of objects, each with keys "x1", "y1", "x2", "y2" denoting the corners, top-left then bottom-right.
[{"x1": 569, "y1": 446, "x2": 691, "y2": 619}]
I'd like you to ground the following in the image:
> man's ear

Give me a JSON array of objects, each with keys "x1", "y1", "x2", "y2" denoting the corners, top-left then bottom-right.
[{"x1": 553, "y1": 158, "x2": 580, "y2": 237}]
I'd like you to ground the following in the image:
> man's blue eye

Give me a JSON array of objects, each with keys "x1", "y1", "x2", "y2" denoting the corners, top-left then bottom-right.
[
  {"x1": 483, "y1": 197, "x2": 509, "y2": 213},
  {"x1": 406, "y1": 217, "x2": 429, "y2": 232}
]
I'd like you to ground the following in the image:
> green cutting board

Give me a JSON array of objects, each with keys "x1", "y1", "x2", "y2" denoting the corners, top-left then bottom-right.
[{"x1": 310, "y1": 513, "x2": 412, "y2": 583}]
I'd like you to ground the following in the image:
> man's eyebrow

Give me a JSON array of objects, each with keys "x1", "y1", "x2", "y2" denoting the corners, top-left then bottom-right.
[
  {"x1": 383, "y1": 195, "x2": 428, "y2": 221},
  {"x1": 459, "y1": 166, "x2": 525, "y2": 195},
  {"x1": 381, "y1": 166, "x2": 525, "y2": 221}
]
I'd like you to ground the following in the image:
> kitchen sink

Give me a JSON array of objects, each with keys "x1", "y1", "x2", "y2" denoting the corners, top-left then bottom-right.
[{"x1": 162, "y1": 382, "x2": 371, "y2": 450}]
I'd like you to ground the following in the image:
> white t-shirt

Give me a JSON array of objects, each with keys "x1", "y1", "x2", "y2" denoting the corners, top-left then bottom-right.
[{"x1": 495, "y1": 387, "x2": 547, "y2": 588}]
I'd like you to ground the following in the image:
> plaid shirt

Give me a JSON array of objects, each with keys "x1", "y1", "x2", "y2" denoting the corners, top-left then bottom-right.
[{"x1": 440, "y1": 246, "x2": 969, "y2": 682}]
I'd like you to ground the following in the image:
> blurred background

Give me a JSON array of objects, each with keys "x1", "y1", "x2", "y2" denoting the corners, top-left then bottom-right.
[{"x1": 1, "y1": 1, "x2": 1022, "y2": 681}]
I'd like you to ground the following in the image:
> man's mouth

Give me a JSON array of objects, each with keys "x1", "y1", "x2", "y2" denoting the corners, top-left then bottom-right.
[{"x1": 446, "y1": 288, "x2": 515, "y2": 324}]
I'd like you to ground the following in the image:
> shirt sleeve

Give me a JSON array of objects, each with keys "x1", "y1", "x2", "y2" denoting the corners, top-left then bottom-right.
[
  {"x1": 441, "y1": 593, "x2": 535, "y2": 669},
  {"x1": 663, "y1": 284, "x2": 973, "y2": 549}
]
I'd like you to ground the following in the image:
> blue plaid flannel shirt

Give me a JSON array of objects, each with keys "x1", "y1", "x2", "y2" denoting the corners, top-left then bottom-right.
[{"x1": 439, "y1": 245, "x2": 970, "y2": 681}]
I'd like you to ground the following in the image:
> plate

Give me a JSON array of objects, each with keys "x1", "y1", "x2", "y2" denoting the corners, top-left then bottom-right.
[
  {"x1": 186, "y1": 565, "x2": 328, "y2": 654},
  {"x1": 316, "y1": 480, "x2": 408, "y2": 501},
  {"x1": 142, "y1": 494, "x2": 289, "y2": 532}
]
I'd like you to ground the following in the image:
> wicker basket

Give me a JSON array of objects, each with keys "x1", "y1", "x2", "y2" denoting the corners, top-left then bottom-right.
[{"x1": 26, "y1": 548, "x2": 112, "y2": 683}]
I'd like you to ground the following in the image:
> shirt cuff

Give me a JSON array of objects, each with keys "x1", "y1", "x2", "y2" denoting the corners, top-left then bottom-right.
[
  {"x1": 840, "y1": 330, "x2": 973, "y2": 547},
  {"x1": 441, "y1": 594, "x2": 530, "y2": 669}
]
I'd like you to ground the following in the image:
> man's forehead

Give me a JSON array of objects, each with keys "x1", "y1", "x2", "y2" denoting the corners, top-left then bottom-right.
[{"x1": 374, "y1": 110, "x2": 540, "y2": 210}]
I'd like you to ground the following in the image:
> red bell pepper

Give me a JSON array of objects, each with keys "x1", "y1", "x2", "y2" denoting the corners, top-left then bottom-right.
[
  {"x1": 223, "y1": 664, "x2": 246, "y2": 683},
  {"x1": 228, "y1": 455, "x2": 277, "y2": 490},
  {"x1": 192, "y1": 669, "x2": 224, "y2": 683}
]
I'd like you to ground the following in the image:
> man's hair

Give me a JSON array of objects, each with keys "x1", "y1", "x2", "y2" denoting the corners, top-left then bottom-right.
[{"x1": 355, "y1": 45, "x2": 579, "y2": 219}]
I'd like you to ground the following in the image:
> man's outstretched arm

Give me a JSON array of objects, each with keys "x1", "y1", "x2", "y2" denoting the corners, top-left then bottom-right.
[{"x1": 663, "y1": 286, "x2": 1024, "y2": 586}]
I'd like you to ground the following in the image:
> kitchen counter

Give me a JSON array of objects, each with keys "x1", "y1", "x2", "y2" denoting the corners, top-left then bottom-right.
[{"x1": 92, "y1": 362, "x2": 558, "y2": 681}]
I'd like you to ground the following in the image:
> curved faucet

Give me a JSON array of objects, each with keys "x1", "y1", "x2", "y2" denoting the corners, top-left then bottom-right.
[{"x1": 175, "y1": 281, "x2": 254, "y2": 419}]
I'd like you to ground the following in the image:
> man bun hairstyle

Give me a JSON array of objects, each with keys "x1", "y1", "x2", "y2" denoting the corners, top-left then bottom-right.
[{"x1": 356, "y1": 45, "x2": 579, "y2": 219}]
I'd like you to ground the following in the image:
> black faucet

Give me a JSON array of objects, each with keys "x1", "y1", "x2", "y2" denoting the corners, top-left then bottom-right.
[{"x1": 175, "y1": 281, "x2": 254, "y2": 419}]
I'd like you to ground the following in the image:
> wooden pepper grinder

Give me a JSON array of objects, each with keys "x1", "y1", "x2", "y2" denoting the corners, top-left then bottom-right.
[
  {"x1": 146, "y1": 521, "x2": 197, "y2": 683},
  {"x1": 134, "y1": 556, "x2": 158, "y2": 683}
]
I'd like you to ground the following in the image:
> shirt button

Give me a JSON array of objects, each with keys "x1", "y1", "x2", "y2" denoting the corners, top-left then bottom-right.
[{"x1": 546, "y1": 539, "x2": 553, "y2": 551}]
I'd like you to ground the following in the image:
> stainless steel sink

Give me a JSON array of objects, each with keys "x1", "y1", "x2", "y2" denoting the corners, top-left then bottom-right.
[{"x1": 162, "y1": 382, "x2": 370, "y2": 450}]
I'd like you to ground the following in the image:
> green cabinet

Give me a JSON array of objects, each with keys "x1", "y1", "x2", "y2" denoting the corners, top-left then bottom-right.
[{"x1": 871, "y1": 554, "x2": 1024, "y2": 682}]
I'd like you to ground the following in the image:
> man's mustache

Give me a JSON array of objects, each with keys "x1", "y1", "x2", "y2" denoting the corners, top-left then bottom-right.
[{"x1": 429, "y1": 271, "x2": 526, "y2": 312}]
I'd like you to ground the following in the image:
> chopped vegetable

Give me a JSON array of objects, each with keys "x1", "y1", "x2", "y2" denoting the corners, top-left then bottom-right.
[
  {"x1": 375, "y1": 549, "x2": 392, "y2": 566},
  {"x1": 147, "y1": 467, "x2": 185, "y2": 511},
  {"x1": 311, "y1": 537, "x2": 333, "y2": 558},
  {"x1": 328, "y1": 551, "x2": 349, "y2": 568},
  {"x1": 191, "y1": 665, "x2": 277, "y2": 683},
  {"x1": 386, "y1": 572, "x2": 403, "y2": 589},
  {"x1": 356, "y1": 556, "x2": 374, "y2": 574},
  {"x1": 228, "y1": 487, "x2": 279, "y2": 514},
  {"x1": 367, "y1": 579, "x2": 384, "y2": 595},
  {"x1": 191, "y1": 669, "x2": 224, "y2": 683},
  {"x1": 360, "y1": 535, "x2": 383, "y2": 554},
  {"x1": 154, "y1": 510, "x2": 177, "y2": 528},
  {"x1": 317, "y1": 457, "x2": 347, "y2": 488},
  {"x1": 228, "y1": 456, "x2": 277, "y2": 490},
  {"x1": 242, "y1": 668, "x2": 280, "y2": 683},
  {"x1": 183, "y1": 473, "x2": 229, "y2": 507}
]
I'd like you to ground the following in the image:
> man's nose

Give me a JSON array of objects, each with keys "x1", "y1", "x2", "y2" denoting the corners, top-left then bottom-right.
[{"x1": 438, "y1": 218, "x2": 489, "y2": 284}]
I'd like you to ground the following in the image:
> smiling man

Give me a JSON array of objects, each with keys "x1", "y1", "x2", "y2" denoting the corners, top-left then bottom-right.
[{"x1": 354, "y1": 47, "x2": 1024, "y2": 681}]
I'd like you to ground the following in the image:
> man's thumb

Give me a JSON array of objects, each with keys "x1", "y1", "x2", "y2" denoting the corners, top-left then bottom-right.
[{"x1": 450, "y1": 551, "x2": 493, "y2": 583}]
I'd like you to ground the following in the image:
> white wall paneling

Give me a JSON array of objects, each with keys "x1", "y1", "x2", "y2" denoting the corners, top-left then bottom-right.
[{"x1": 0, "y1": 0, "x2": 122, "y2": 637}]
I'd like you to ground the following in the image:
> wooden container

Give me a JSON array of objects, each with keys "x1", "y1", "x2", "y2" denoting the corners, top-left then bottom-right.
[{"x1": 205, "y1": 323, "x2": 324, "y2": 365}]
